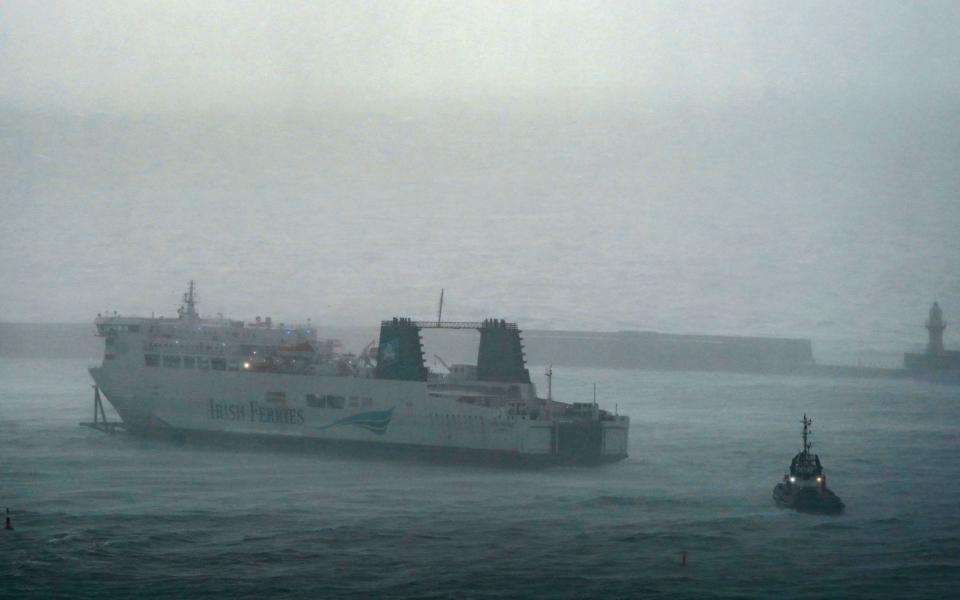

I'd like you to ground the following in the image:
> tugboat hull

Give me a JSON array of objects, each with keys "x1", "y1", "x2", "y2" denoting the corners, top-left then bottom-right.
[{"x1": 773, "y1": 483, "x2": 844, "y2": 514}]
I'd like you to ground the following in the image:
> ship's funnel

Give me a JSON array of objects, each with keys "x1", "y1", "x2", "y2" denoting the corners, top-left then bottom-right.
[
  {"x1": 476, "y1": 319, "x2": 530, "y2": 383},
  {"x1": 375, "y1": 318, "x2": 428, "y2": 381}
]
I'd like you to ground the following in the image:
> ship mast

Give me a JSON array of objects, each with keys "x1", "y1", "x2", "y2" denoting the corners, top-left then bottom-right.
[
  {"x1": 802, "y1": 413, "x2": 812, "y2": 455},
  {"x1": 545, "y1": 365, "x2": 553, "y2": 401},
  {"x1": 437, "y1": 288, "x2": 444, "y2": 326},
  {"x1": 182, "y1": 280, "x2": 199, "y2": 321}
]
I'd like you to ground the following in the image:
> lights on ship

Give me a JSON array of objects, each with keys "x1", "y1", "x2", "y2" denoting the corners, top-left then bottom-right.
[
  {"x1": 789, "y1": 476, "x2": 796, "y2": 483},
  {"x1": 816, "y1": 476, "x2": 822, "y2": 483},
  {"x1": 243, "y1": 362, "x2": 251, "y2": 370}
]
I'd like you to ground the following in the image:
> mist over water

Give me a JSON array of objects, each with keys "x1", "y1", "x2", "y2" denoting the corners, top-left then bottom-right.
[{"x1": 3, "y1": 106, "x2": 958, "y2": 362}]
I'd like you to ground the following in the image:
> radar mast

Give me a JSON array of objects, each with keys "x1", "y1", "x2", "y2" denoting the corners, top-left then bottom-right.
[
  {"x1": 181, "y1": 280, "x2": 199, "y2": 321},
  {"x1": 802, "y1": 413, "x2": 812, "y2": 455}
]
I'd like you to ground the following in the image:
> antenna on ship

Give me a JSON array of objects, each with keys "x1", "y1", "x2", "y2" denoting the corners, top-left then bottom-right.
[
  {"x1": 545, "y1": 365, "x2": 553, "y2": 401},
  {"x1": 437, "y1": 288, "x2": 444, "y2": 326},
  {"x1": 802, "y1": 414, "x2": 812, "y2": 455},
  {"x1": 182, "y1": 280, "x2": 198, "y2": 321}
]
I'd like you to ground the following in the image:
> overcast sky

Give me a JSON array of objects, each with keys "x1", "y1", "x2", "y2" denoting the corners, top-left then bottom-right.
[
  {"x1": 2, "y1": 1, "x2": 958, "y2": 114},
  {"x1": 1, "y1": 1, "x2": 958, "y2": 349}
]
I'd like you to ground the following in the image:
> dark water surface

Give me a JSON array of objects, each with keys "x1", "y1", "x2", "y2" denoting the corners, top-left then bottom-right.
[{"x1": 2, "y1": 359, "x2": 958, "y2": 598}]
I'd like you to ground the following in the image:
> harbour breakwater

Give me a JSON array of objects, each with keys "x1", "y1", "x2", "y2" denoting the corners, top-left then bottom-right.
[
  {"x1": 458, "y1": 329, "x2": 909, "y2": 380},
  {"x1": 1, "y1": 322, "x2": 910, "y2": 380}
]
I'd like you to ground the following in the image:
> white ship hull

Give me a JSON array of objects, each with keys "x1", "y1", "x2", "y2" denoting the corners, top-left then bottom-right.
[
  {"x1": 90, "y1": 365, "x2": 629, "y2": 465},
  {"x1": 87, "y1": 285, "x2": 629, "y2": 465}
]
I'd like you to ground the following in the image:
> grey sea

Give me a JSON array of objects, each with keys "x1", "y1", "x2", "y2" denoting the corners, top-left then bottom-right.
[{"x1": 1, "y1": 358, "x2": 958, "y2": 599}]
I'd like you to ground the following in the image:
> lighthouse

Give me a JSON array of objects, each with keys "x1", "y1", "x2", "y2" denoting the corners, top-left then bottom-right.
[
  {"x1": 904, "y1": 301, "x2": 960, "y2": 379},
  {"x1": 926, "y1": 301, "x2": 946, "y2": 355}
]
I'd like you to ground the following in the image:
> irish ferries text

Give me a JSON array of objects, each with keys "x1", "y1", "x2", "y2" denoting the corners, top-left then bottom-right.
[{"x1": 208, "y1": 399, "x2": 305, "y2": 425}]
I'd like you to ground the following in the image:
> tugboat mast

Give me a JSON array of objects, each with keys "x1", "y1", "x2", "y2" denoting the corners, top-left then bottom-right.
[{"x1": 802, "y1": 413, "x2": 812, "y2": 456}]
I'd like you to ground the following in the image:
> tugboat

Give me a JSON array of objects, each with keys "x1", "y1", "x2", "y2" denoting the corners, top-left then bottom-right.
[{"x1": 773, "y1": 414, "x2": 844, "y2": 514}]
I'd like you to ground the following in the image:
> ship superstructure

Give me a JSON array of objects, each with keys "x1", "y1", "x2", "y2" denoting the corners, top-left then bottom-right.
[{"x1": 88, "y1": 283, "x2": 629, "y2": 465}]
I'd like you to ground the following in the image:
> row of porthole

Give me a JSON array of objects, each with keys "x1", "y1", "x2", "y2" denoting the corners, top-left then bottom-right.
[
  {"x1": 145, "y1": 342, "x2": 227, "y2": 354},
  {"x1": 148, "y1": 329, "x2": 292, "y2": 342},
  {"x1": 144, "y1": 354, "x2": 233, "y2": 370}
]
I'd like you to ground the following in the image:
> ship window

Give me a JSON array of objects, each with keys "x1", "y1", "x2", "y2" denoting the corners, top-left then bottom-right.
[
  {"x1": 145, "y1": 354, "x2": 160, "y2": 367},
  {"x1": 163, "y1": 355, "x2": 181, "y2": 368},
  {"x1": 211, "y1": 358, "x2": 226, "y2": 371},
  {"x1": 349, "y1": 396, "x2": 359, "y2": 407},
  {"x1": 324, "y1": 395, "x2": 345, "y2": 409},
  {"x1": 361, "y1": 397, "x2": 373, "y2": 408},
  {"x1": 183, "y1": 356, "x2": 196, "y2": 369},
  {"x1": 227, "y1": 361, "x2": 239, "y2": 371},
  {"x1": 128, "y1": 325, "x2": 140, "y2": 333},
  {"x1": 306, "y1": 394, "x2": 322, "y2": 408},
  {"x1": 198, "y1": 357, "x2": 210, "y2": 371}
]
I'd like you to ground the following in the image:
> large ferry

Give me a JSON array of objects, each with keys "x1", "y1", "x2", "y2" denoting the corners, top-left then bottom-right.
[{"x1": 87, "y1": 283, "x2": 630, "y2": 465}]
